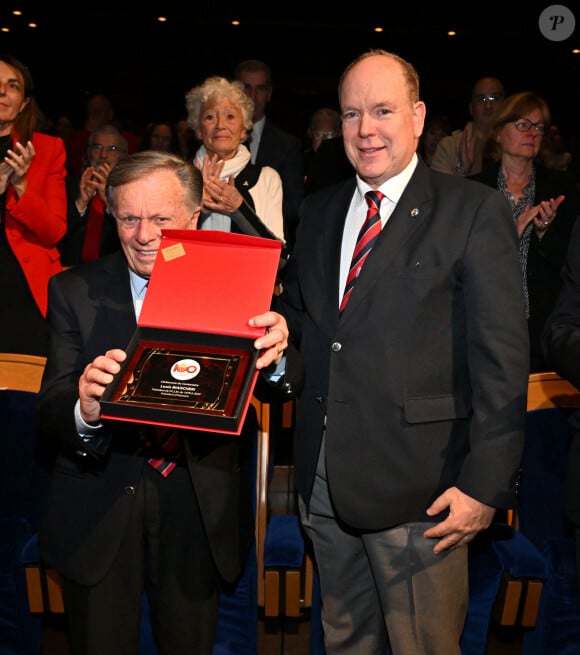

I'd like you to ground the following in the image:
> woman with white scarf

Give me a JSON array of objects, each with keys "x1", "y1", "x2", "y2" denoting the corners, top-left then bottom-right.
[{"x1": 186, "y1": 76, "x2": 288, "y2": 264}]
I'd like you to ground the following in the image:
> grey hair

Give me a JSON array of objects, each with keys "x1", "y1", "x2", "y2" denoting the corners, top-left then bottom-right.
[
  {"x1": 87, "y1": 123, "x2": 128, "y2": 152},
  {"x1": 185, "y1": 76, "x2": 254, "y2": 132},
  {"x1": 105, "y1": 150, "x2": 203, "y2": 215}
]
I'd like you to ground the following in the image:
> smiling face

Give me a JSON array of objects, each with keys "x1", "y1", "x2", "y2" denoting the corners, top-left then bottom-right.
[
  {"x1": 114, "y1": 169, "x2": 199, "y2": 278},
  {"x1": 340, "y1": 55, "x2": 425, "y2": 187},
  {"x1": 195, "y1": 97, "x2": 247, "y2": 161},
  {"x1": 0, "y1": 60, "x2": 29, "y2": 135}
]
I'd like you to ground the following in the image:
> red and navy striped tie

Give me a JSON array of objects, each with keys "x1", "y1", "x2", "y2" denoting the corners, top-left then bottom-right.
[
  {"x1": 148, "y1": 428, "x2": 181, "y2": 477},
  {"x1": 339, "y1": 190, "x2": 384, "y2": 313}
]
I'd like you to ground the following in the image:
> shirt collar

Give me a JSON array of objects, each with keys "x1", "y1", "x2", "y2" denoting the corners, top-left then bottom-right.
[
  {"x1": 356, "y1": 152, "x2": 418, "y2": 205},
  {"x1": 129, "y1": 268, "x2": 149, "y2": 301}
]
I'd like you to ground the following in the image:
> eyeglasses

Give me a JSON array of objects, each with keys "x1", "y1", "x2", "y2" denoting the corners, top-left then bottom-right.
[
  {"x1": 90, "y1": 143, "x2": 126, "y2": 153},
  {"x1": 473, "y1": 94, "x2": 503, "y2": 104},
  {"x1": 313, "y1": 131, "x2": 336, "y2": 142},
  {"x1": 512, "y1": 119, "x2": 546, "y2": 136}
]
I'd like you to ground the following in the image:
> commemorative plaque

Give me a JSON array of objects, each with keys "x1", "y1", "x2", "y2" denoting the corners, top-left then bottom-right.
[
  {"x1": 100, "y1": 230, "x2": 282, "y2": 434},
  {"x1": 112, "y1": 341, "x2": 251, "y2": 416}
]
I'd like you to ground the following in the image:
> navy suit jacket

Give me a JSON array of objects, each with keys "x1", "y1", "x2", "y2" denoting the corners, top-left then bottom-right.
[
  {"x1": 278, "y1": 160, "x2": 530, "y2": 530},
  {"x1": 37, "y1": 252, "x2": 254, "y2": 586}
]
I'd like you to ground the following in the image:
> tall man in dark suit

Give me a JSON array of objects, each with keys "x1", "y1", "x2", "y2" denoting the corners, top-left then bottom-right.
[
  {"x1": 276, "y1": 50, "x2": 529, "y2": 654},
  {"x1": 234, "y1": 59, "x2": 304, "y2": 250},
  {"x1": 542, "y1": 215, "x2": 580, "y2": 595},
  {"x1": 37, "y1": 151, "x2": 290, "y2": 655}
]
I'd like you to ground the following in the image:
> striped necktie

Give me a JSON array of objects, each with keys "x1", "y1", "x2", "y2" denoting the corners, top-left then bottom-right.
[
  {"x1": 148, "y1": 428, "x2": 181, "y2": 477},
  {"x1": 339, "y1": 190, "x2": 384, "y2": 313}
]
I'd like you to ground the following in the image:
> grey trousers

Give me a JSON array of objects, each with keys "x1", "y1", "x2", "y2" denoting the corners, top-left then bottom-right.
[{"x1": 300, "y1": 435, "x2": 468, "y2": 655}]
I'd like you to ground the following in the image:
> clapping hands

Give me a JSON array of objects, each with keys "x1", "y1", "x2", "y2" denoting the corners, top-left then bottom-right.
[
  {"x1": 515, "y1": 194, "x2": 565, "y2": 238},
  {"x1": 77, "y1": 161, "x2": 112, "y2": 211},
  {"x1": 0, "y1": 140, "x2": 35, "y2": 196},
  {"x1": 196, "y1": 152, "x2": 242, "y2": 214}
]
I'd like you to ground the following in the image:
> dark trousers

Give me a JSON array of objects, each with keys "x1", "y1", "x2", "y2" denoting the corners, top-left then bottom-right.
[
  {"x1": 300, "y1": 435, "x2": 468, "y2": 655},
  {"x1": 61, "y1": 464, "x2": 219, "y2": 655}
]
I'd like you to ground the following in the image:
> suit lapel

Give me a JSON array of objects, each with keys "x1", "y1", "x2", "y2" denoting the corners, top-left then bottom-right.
[
  {"x1": 96, "y1": 252, "x2": 136, "y2": 351},
  {"x1": 316, "y1": 181, "x2": 357, "y2": 332}
]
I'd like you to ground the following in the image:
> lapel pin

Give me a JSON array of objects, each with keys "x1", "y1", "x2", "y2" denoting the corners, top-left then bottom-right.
[{"x1": 410, "y1": 208, "x2": 420, "y2": 217}]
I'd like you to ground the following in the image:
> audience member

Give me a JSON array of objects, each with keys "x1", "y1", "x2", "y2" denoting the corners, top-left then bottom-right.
[
  {"x1": 303, "y1": 106, "x2": 353, "y2": 195},
  {"x1": 65, "y1": 93, "x2": 139, "y2": 177},
  {"x1": 37, "y1": 150, "x2": 291, "y2": 655},
  {"x1": 275, "y1": 49, "x2": 528, "y2": 655},
  {"x1": 58, "y1": 124, "x2": 128, "y2": 266},
  {"x1": 417, "y1": 113, "x2": 451, "y2": 166},
  {"x1": 540, "y1": 123, "x2": 573, "y2": 173},
  {"x1": 470, "y1": 91, "x2": 580, "y2": 372},
  {"x1": 542, "y1": 215, "x2": 580, "y2": 596},
  {"x1": 0, "y1": 53, "x2": 67, "y2": 356},
  {"x1": 185, "y1": 75, "x2": 288, "y2": 264},
  {"x1": 234, "y1": 59, "x2": 304, "y2": 250},
  {"x1": 174, "y1": 118, "x2": 198, "y2": 160},
  {"x1": 139, "y1": 121, "x2": 177, "y2": 153},
  {"x1": 304, "y1": 106, "x2": 341, "y2": 156},
  {"x1": 431, "y1": 76, "x2": 505, "y2": 176}
]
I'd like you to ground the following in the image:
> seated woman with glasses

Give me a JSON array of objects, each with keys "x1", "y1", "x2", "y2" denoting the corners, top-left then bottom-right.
[
  {"x1": 470, "y1": 91, "x2": 580, "y2": 372},
  {"x1": 58, "y1": 124, "x2": 128, "y2": 266}
]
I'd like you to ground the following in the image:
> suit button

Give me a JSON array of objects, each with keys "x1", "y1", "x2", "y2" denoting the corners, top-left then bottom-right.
[
  {"x1": 125, "y1": 486, "x2": 136, "y2": 495},
  {"x1": 331, "y1": 342, "x2": 342, "y2": 352}
]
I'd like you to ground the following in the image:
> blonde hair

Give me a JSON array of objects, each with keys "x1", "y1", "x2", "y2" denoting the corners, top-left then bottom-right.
[{"x1": 185, "y1": 76, "x2": 254, "y2": 132}]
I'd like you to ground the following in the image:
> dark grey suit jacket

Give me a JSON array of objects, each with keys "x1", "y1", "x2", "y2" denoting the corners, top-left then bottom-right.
[
  {"x1": 542, "y1": 215, "x2": 580, "y2": 527},
  {"x1": 37, "y1": 252, "x2": 254, "y2": 586},
  {"x1": 278, "y1": 159, "x2": 530, "y2": 531}
]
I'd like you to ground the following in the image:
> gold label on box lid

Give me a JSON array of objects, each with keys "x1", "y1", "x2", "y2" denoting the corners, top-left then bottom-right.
[{"x1": 162, "y1": 242, "x2": 186, "y2": 261}]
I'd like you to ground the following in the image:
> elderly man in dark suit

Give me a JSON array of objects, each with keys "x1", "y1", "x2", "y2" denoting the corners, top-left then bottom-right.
[
  {"x1": 37, "y1": 151, "x2": 290, "y2": 655},
  {"x1": 542, "y1": 215, "x2": 580, "y2": 595},
  {"x1": 276, "y1": 50, "x2": 529, "y2": 655}
]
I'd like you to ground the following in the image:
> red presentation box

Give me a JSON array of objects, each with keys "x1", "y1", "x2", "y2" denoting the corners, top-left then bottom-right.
[{"x1": 100, "y1": 229, "x2": 281, "y2": 434}]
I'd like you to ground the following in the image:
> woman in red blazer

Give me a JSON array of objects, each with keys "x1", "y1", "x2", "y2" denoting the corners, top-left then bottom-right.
[{"x1": 0, "y1": 54, "x2": 67, "y2": 355}]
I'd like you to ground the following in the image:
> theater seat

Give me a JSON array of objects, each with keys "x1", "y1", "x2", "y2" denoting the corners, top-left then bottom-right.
[
  {"x1": 0, "y1": 354, "x2": 50, "y2": 655},
  {"x1": 518, "y1": 372, "x2": 580, "y2": 654}
]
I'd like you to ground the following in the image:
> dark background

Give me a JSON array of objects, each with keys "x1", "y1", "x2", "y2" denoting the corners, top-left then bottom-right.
[{"x1": 1, "y1": 3, "x2": 579, "y2": 144}]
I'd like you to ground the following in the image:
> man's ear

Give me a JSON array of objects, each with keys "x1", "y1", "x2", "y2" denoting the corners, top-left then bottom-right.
[{"x1": 191, "y1": 206, "x2": 201, "y2": 229}]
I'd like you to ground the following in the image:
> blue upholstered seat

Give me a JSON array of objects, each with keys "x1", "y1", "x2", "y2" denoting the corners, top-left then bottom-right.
[
  {"x1": 519, "y1": 406, "x2": 580, "y2": 654},
  {"x1": 0, "y1": 388, "x2": 51, "y2": 655}
]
